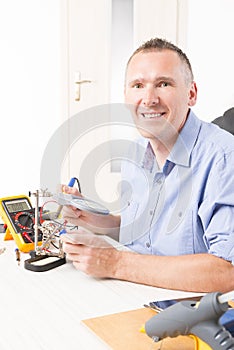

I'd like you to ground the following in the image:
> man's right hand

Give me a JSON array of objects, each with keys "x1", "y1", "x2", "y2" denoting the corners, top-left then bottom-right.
[{"x1": 61, "y1": 185, "x2": 121, "y2": 236}]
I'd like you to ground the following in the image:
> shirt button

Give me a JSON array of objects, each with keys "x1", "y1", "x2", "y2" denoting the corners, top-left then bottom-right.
[
  {"x1": 146, "y1": 242, "x2": 150, "y2": 248},
  {"x1": 150, "y1": 210, "x2": 153, "y2": 215}
]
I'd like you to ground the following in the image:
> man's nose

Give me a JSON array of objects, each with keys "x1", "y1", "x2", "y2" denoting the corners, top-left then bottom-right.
[{"x1": 142, "y1": 87, "x2": 159, "y2": 106}]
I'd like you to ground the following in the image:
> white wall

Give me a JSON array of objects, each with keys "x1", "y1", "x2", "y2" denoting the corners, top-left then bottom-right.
[
  {"x1": 186, "y1": 0, "x2": 234, "y2": 121},
  {"x1": 0, "y1": 0, "x2": 62, "y2": 197},
  {"x1": 133, "y1": 0, "x2": 178, "y2": 46}
]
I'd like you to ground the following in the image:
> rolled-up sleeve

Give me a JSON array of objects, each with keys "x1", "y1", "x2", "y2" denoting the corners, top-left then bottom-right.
[{"x1": 199, "y1": 151, "x2": 234, "y2": 263}]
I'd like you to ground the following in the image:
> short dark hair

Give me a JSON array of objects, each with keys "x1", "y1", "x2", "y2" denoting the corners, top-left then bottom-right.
[{"x1": 127, "y1": 38, "x2": 194, "y2": 83}]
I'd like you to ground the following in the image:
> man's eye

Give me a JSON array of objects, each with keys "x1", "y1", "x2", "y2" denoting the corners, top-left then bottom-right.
[
  {"x1": 159, "y1": 82, "x2": 169, "y2": 87},
  {"x1": 133, "y1": 83, "x2": 143, "y2": 88}
]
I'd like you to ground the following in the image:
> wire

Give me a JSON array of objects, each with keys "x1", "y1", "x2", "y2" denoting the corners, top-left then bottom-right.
[
  {"x1": 73, "y1": 177, "x2": 82, "y2": 193},
  {"x1": 71, "y1": 177, "x2": 81, "y2": 231}
]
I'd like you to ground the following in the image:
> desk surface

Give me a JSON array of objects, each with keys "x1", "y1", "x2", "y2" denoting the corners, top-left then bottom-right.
[{"x1": 0, "y1": 235, "x2": 203, "y2": 350}]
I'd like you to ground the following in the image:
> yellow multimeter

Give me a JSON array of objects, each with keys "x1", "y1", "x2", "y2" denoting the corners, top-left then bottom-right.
[{"x1": 0, "y1": 195, "x2": 42, "y2": 253}]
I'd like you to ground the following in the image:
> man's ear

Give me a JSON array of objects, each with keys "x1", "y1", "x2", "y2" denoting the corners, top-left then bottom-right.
[{"x1": 188, "y1": 81, "x2": 197, "y2": 107}]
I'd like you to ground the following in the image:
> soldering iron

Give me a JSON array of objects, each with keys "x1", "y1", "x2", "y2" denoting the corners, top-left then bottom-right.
[
  {"x1": 55, "y1": 177, "x2": 79, "y2": 219},
  {"x1": 145, "y1": 291, "x2": 234, "y2": 350}
]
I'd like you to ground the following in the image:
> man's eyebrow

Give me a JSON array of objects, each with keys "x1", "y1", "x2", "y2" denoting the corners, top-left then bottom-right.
[
  {"x1": 127, "y1": 76, "x2": 176, "y2": 85},
  {"x1": 127, "y1": 78, "x2": 144, "y2": 85},
  {"x1": 155, "y1": 76, "x2": 176, "y2": 83}
]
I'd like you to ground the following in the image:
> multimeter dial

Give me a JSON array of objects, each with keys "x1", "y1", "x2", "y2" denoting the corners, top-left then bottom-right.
[{"x1": 14, "y1": 211, "x2": 34, "y2": 230}]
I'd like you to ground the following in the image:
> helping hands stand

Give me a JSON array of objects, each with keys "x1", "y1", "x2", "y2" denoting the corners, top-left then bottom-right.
[{"x1": 24, "y1": 189, "x2": 66, "y2": 272}]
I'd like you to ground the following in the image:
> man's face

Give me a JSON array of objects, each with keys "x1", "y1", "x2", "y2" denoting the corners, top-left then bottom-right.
[{"x1": 124, "y1": 50, "x2": 197, "y2": 143}]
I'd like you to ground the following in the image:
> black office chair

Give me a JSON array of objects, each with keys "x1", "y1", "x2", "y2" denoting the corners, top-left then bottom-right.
[{"x1": 212, "y1": 107, "x2": 234, "y2": 135}]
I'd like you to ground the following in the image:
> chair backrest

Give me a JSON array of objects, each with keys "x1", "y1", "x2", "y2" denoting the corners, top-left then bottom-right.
[{"x1": 212, "y1": 107, "x2": 234, "y2": 135}]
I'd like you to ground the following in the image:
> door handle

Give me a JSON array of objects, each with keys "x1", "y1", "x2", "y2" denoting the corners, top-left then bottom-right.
[{"x1": 75, "y1": 72, "x2": 92, "y2": 101}]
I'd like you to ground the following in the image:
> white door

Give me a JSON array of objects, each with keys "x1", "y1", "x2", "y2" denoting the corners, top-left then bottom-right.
[
  {"x1": 60, "y1": 0, "x2": 133, "y2": 208},
  {"x1": 59, "y1": 0, "x2": 182, "y2": 207},
  {"x1": 60, "y1": 0, "x2": 112, "y2": 194}
]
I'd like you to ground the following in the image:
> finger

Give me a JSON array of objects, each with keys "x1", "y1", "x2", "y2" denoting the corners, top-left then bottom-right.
[
  {"x1": 62, "y1": 205, "x2": 81, "y2": 217},
  {"x1": 63, "y1": 241, "x2": 83, "y2": 254},
  {"x1": 61, "y1": 232, "x2": 91, "y2": 244},
  {"x1": 65, "y1": 251, "x2": 80, "y2": 262},
  {"x1": 61, "y1": 232, "x2": 111, "y2": 248},
  {"x1": 62, "y1": 216, "x2": 80, "y2": 226},
  {"x1": 62, "y1": 206, "x2": 82, "y2": 225},
  {"x1": 62, "y1": 185, "x2": 81, "y2": 196},
  {"x1": 72, "y1": 261, "x2": 90, "y2": 273}
]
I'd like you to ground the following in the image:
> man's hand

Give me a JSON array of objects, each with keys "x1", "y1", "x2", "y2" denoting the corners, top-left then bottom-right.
[
  {"x1": 62, "y1": 230, "x2": 234, "y2": 293},
  {"x1": 61, "y1": 231, "x2": 121, "y2": 277},
  {"x1": 61, "y1": 184, "x2": 90, "y2": 226},
  {"x1": 61, "y1": 185, "x2": 121, "y2": 236}
]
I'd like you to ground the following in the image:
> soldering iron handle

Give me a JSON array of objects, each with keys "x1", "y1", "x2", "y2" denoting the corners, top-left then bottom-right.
[
  {"x1": 55, "y1": 177, "x2": 76, "y2": 218},
  {"x1": 67, "y1": 177, "x2": 76, "y2": 187}
]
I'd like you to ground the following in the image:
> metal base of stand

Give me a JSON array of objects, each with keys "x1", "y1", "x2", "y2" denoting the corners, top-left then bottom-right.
[{"x1": 24, "y1": 254, "x2": 66, "y2": 272}]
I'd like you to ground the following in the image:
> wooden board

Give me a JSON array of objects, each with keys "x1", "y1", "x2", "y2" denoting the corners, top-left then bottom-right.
[{"x1": 82, "y1": 308, "x2": 194, "y2": 350}]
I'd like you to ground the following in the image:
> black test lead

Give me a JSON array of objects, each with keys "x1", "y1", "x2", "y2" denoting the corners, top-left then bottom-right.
[{"x1": 15, "y1": 248, "x2": 20, "y2": 265}]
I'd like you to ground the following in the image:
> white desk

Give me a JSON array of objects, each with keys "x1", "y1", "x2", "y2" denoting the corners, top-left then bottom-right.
[{"x1": 0, "y1": 235, "x2": 203, "y2": 350}]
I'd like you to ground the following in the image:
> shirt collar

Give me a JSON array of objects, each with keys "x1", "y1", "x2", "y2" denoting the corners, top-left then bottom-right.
[
  {"x1": 141, "y1": 142, "x2": 156, "y2": 172},
  {"x1": 141, "y1": 110, "x2": 202, "y2": 170},
  {"x1": 168, "y1": 110, "x2": 201, "y2": 167}
]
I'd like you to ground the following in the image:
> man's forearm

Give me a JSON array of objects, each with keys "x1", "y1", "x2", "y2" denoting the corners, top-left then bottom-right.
[{"x1": 112, "y1": 251, "x2": 234, "y2": 292}]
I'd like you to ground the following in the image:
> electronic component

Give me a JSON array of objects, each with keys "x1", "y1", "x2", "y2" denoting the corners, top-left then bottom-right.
[{"x1": 15, "y1": 248, "x2": 20, "y2": 265}]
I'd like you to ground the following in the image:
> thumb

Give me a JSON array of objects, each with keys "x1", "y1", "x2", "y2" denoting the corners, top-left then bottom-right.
[
  {"x1": 62, "y1": 185, "x2": 70, "y2": 193},
  {"x1": 62, "y1": 185, "x2": 80, "y2": 196}
]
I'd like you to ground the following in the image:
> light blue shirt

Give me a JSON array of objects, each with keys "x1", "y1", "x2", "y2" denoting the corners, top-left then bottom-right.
[{"x1": 119, "y1": 110, "x2": 234, "y2": 264}]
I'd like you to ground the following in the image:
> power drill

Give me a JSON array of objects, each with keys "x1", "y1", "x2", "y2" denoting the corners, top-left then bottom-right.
[{"x1": 145, "y1": 291, "x2": 234, "y2": 350}]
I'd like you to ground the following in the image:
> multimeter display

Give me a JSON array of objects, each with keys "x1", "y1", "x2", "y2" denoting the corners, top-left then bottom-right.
[
  {"x1": 0, "y1": 195, "x2": 43, "y2": 252},
  {"x1": 5, "y1": 199, "x2": 31, "y2": 213}
]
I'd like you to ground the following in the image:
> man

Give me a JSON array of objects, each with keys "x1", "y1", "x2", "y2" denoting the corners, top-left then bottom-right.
[{"x1": 61, "y1": 38, "x2": 234, "y2": 292}]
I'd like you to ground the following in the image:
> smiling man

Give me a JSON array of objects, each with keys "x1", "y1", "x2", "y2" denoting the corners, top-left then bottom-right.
[
  {"x1": 124, "y1": 40, "x2": 197, "y2": 168},
  {"x1": 62, "y1": 38, "x2": 234, "y2": 293}
]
